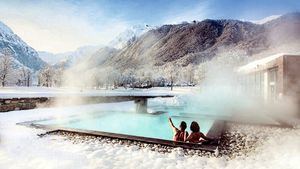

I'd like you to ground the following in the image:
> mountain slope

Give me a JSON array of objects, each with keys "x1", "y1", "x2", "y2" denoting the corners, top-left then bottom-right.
[
  {"x1": 108, "y1": 25, "x2": 156, "y2": 49},
  {"x1": 0, "y1": 21, "x2": 46, "y2": 71},
  {"x1": 39, "y1": 45, "x2": 100, "y2": 66},
  {"x1": 100, "y1": 13, "x2": 300, "y2": 70},
  {"x1": 78, "y1": 46, "x2": 119, "y2": 69},
  {"x1": 38, "y1": 51, "x2": 63, "y2": 65},
  {"x1": 252, "y1": 15, "x2": 281, "y2": 24}
]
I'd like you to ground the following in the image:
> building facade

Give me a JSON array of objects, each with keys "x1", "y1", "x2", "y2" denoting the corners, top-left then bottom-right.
[{"x1": 237, "y1": 54, "x2": 300, "y2": 107}]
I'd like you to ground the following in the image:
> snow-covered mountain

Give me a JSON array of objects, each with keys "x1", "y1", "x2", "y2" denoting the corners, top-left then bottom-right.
[
  {"x1": 79, "y1": 25, "x2": 156, "y2": 68},
  {"x1": 252, "y1": 15, "x2": 282, "y2": 24},
  {"x1": 0, "y1": 21, "x2": 46, "y2": 71},
  {"x1": 108, "y1": 24, "x2": 156, "y2": 49},
  {"x1": 101, "y1": 13, "x2": 300, "y2": 69},
  {"x1": 38, "y1": 51, "x2": 64, "y2": 65},
  {"x1": 39, "y1": 45, "x2": 100, "y2": 66}
]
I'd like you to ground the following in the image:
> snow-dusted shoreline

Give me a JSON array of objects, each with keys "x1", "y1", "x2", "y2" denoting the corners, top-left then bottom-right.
[{"x1": 0, "y1": 103, "x2": 300, "y2": 169}]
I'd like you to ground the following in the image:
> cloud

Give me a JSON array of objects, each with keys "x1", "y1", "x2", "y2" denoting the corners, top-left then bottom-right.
[
  {"x1": 162, "y1": 1, "x2": 211, "y2": 24},
  {"x1": 0, "y1": 1, "x2": 129, "y2": 53}
]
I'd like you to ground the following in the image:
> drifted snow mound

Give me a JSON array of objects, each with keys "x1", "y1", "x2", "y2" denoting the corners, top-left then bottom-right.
[{"x1": 226, "y1": 127, "x2": 300, "y2": 169}]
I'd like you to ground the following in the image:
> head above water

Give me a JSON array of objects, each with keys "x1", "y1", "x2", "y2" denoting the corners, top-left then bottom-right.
[
  {"x1": 190, "y1": 121, "x2": 200, "y2": 132},
  {"x1": 179, "y1": 121, "x2": 187, "y2": 131}
]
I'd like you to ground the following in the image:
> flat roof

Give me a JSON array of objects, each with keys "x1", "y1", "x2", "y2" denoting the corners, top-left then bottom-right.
[{"x1": 237, "y1": 53, "x2": 300, "y2": 73}]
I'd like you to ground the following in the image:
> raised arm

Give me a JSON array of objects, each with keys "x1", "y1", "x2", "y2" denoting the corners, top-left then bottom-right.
[{"x1": 168, "y1": 117, "x2": 178, "y2": 133}]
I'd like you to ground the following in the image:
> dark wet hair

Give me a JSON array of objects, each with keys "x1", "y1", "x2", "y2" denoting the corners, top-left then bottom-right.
[
  {"x1": 179, "y1": 121, "x2": 187, "y2": 130},
  {"x1": 190, "y1": 121, "x2": 200, "y2": 132}
]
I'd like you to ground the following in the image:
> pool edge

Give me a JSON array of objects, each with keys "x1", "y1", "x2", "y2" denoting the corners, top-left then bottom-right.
[{"x1": 17, "y1": 120, "x2": 224, "y2": 152}]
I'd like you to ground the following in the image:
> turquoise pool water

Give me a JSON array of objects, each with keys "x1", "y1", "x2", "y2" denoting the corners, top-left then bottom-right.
[{"x1": 37, "y1": 111, "x2": 214, "y2": 141}]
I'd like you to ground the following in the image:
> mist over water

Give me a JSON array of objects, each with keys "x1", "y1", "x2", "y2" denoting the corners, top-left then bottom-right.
[
  {"x1": 52, "y1": 14, "x2": 300, "y2": 126},
  {"x1": 57, "y1": 44, "x2": 300, "y2": 125},
  {"x1": 180, "y1": 47, "x2": 300, "y2": 124}
]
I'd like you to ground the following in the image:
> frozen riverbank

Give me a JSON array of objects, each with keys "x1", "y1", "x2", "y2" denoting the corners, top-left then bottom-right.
[{"x1": 0, "y1": 103, "x2": 299, "y2": 169}]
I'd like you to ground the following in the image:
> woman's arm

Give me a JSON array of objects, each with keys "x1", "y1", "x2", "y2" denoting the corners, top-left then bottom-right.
[
  {"x1": 183, "y1": 131, "x2": 189, "y2": 142},
  {"x1": 200, "y1": 132, "x2": 213, "y2": 141},
  {"x1": 168, "y1": 117, "x2": 178, "y2": 133}
]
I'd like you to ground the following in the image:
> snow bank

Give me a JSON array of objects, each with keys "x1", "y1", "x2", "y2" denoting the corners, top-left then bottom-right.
[{"x1": 0, "y1": 87, "x2": 192, "y2": 98}]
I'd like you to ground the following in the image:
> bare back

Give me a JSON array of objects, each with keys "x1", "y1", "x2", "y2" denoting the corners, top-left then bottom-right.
[{"x1": 174, "y1": 130, "x2": 188, "y2": 142}]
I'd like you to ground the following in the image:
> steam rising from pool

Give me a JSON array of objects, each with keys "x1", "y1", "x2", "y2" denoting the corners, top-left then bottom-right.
[
  {"x1": 50, "y1": 23, "x2": 300, "y2": 125},
  {"x1": 180, "y1": 49, "x2": 299, "y2": 125}
]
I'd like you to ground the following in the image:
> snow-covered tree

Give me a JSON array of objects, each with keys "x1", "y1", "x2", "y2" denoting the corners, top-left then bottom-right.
[
  {"x1": 164, "y1": 64, "x2": 180, "y2": 90},
  {"x1": 0, "y1": 48, "x2": 13, "y2": 87},
  {"x1": 53, "y1": 64, "x2": 64, "y2": 87},
  {"x1": 121, "y1": 68, "x2": 137, "y2": 89},
  {"x1": 17, "y1": 66, "x2": 32, "y2": 86},
  {"x1": 38, "y1": 66, "x2": 54, "y2": 87}
]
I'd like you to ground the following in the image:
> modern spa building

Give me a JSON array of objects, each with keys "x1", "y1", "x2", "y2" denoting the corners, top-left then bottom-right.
[{"x1": 237, "y1": 54, "x2": 300, "y2": 106}]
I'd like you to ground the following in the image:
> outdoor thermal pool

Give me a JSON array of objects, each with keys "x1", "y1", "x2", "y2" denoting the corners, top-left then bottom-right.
[{"x1": 35, "y1": 110, "x2": 215, "y2": 141}]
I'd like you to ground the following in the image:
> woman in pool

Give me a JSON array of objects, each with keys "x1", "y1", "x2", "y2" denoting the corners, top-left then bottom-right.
[
  {"x1": 168, "y1": 117, "x2": 189, "y2": 142},
  {"x1": 185, "y1": 121, "x2": 213, "y2": 143}
]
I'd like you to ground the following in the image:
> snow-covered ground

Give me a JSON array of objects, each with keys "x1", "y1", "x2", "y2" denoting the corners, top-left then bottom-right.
[
  {"x1": 0, "y1": 87, "x2": 193, "y2": 98},
  {"x1": 0, "y1": 102, "x2": 300, "y2": 169}
]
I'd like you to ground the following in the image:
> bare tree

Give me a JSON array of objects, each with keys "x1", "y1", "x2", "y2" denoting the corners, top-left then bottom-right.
[
  {"x1": 53, "y1": 64, "x2": 64, "y2": 87},
  {"x1": 18, "y1": 67, "x2": 31, "y2": 86},
  {"x1": 122, "y1": 68, "x2": 136, "y2": 89},
  {"x1": 184, "y1": 64, "x2": 195, "y2": 85},
  {"x1": 164, "y1": 64, "x2": 179, "y2": 91},
  {"x1": 0, "y1": 49, "x2": 13, "y2": 87},
  {"x1": 38, "y1": 66, "x2": 54, "y2": 87}
]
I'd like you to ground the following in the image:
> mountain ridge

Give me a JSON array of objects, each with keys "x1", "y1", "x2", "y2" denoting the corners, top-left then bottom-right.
[
  {"x1": 0, "y1": 21, "x2": 46, "y2": 71},
  {"x1": 95, "y1": 12, "x2": 300, "y2": 70}
]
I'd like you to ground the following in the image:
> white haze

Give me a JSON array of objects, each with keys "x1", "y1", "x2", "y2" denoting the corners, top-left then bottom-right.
[
  {"x1": 48, "y1": 10, "x2": 300, "y2": 124},
  {"x1": 185, "y1": 16, "x2": 300, "y2": 122},
  {"x1": 184, "y1": 50, "x2": 299, "y2": 124}
]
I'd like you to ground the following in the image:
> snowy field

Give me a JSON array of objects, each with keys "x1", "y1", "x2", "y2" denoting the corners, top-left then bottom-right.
[
  {"x1": 0, "y1": 102, "x2": 300, "y2": 169},
  {"x1": 0, "y1": 87, "x2": 193, "y2": 98}
]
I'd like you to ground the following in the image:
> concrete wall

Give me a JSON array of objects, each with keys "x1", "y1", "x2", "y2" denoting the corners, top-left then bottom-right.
[
  {"x1": 260, "y1": 55, "x2": 284, "y2": 99},
  {"x1": 0, "y1": 97, "x2": 49, "y2": 112},
  {"x1": 241, "y1": 55, "x2": 300, "y2": 100},
  {"x1": 284, "y1": 55, "x2": 300, "y2": 96},
  {"x1": 284, "y1": 55, "x2": 300, "y2": 116}
]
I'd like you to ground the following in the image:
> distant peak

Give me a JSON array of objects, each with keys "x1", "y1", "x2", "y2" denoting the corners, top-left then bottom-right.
[
  {"x1": 108, "y1": 24, "x2": 156, "y2": 49},
  {"x1": 0, "y1": 21, "x2": 14, "y2": 34},
  {"x1": 252, "y1": 15, "x2": 282, "y2": 24}
]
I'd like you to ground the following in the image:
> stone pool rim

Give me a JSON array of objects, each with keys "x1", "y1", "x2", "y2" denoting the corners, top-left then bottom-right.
[{"x1": 18, "y1": 119, "x2": 225, "y2": 152}]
